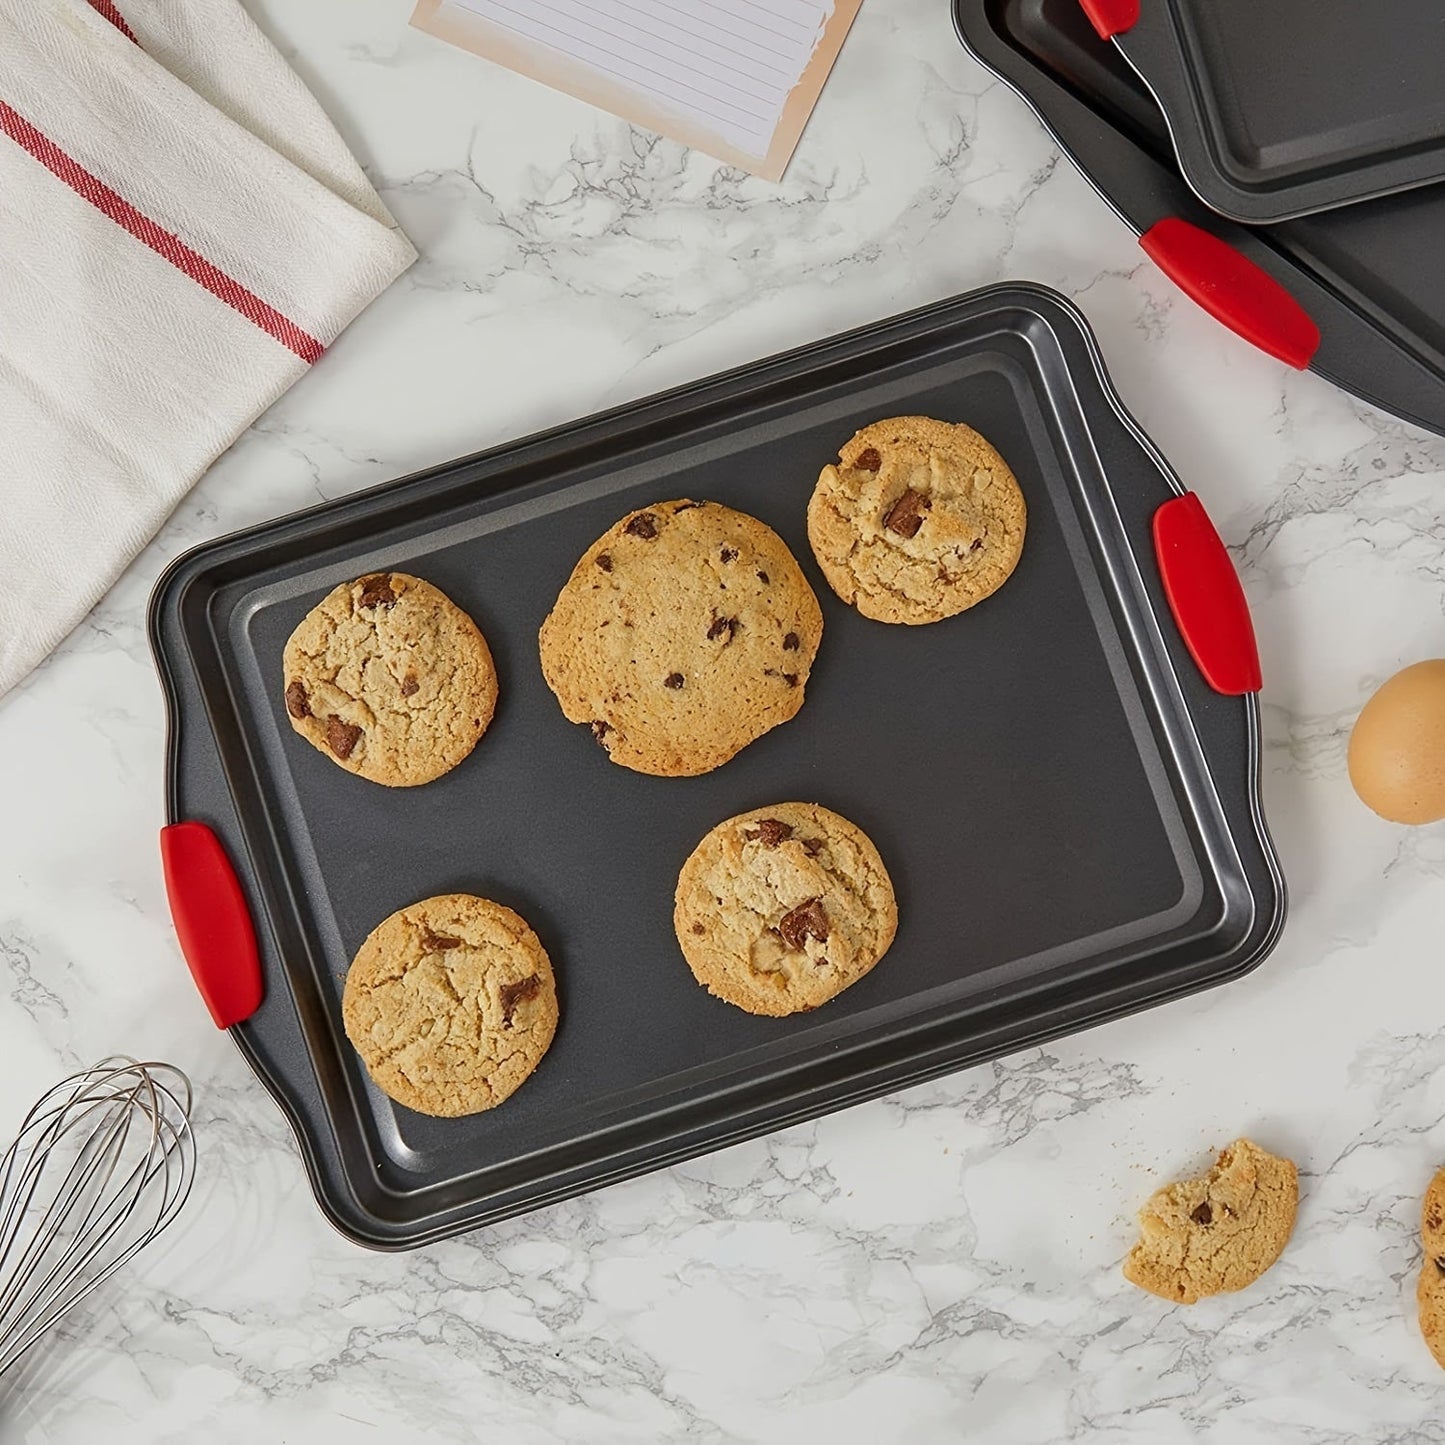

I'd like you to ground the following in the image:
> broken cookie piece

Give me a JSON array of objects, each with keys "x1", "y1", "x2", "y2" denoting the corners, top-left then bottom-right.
[
  {"x1": 1416, "y1": 1167, "x2": 1445, "y2": 1368},
  {"x1": 1123, "y1": 1138, "x2": 1298, "y2": 1304}
]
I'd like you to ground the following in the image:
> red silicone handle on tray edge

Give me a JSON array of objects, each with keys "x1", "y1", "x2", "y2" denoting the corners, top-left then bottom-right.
[
  {"x1": 1140, "y1": 218, "x2": 1320, "y2": 369},
  {"x1": 1153, "y1": 493, "x2": 1262, "y2": 695},
  {"x1": 160, "y1": 821, "x2": 264, "y2": 1028},
  {"x1": 1079, "y1": 0, "x2": 1139, "y2": 38}
]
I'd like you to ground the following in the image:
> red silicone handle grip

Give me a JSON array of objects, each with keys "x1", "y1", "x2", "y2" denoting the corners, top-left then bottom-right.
[
  {"x1": 1079, "y1": 0, "x2": 1139, "y2": 38},
  {"x1": 1140, "y1": 218, "x2": 1320, "y2": 369},
  {"x1": 160, "y1": 821, "x2": 264, "y2": 1028},
  {"x1": 1153, "y1": 493, "x2": 1262, "y2": 695}
]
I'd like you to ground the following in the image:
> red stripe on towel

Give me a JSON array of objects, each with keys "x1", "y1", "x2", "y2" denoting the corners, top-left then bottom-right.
[
  {"x1": 88, "y1": 0, "x2": 139, "y2": 44},
  {"x1": 0, "y1": 98, "x2": 325, "y2": 363}
]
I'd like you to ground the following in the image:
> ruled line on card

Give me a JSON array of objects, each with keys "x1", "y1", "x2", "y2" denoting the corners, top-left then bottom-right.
[
  {"x1": 585, "y1": 0, "x2": 799, "y2": 89},
  {"x1": 463, "y1": 0, "x2": 779, "y2": 119},
  {"x1": 598, "y1": 0, "x2": 797, "y2": 79},
  {"x1": 416, "y1": 0, "x2": 864, "y2": 180},
  {"x1": 504, "y1": 0, "x2": 792, "y2": 108},
  {"x1": 450, "y1": 0, "x2": 832, "y2": 153}
]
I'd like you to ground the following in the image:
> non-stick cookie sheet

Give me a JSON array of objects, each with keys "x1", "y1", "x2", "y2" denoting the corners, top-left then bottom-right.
[{"x1": 150, "y1": 285, "x2": 1283, "y2": 1247}]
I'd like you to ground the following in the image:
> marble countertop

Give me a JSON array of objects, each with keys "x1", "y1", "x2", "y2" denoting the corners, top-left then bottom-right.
[{"x1": 5, "y1": 0, "x2": 1445, "y2": 1439}]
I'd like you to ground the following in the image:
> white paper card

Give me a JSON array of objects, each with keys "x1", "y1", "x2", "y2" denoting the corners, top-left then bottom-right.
[{"x1": 412, "y1": 0, "x2": 864, "y2": 180}]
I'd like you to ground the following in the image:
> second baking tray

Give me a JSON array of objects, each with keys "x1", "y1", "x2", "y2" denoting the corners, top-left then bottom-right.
[
  {"x1": 150, "y1": 284, "x2": 1283, "y2": 1248},
  {"x1": 1089, "y1": 0, "x2": 1445, "y2": 221},
  {"x1": 956, "y1": 0, "x2": 1445, "y2": 439}
]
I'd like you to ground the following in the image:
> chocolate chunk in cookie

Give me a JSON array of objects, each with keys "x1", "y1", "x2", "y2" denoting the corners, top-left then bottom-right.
[
  {"x1": 357, "y1": 573, "x2": 397, "y2": 609},
  {"x1": 285, "y1": 679, "x2": 311, "y2": 719},
  {"x1": 777, "y1": 898, "x2": 829, "y2": 950},
  {"x1": 744, "y1": 818, "x2": 793, "y2": 848},
  {"x1": 883, "y1": 488, "x2": 931, "y2": 539},
  {"x1": 325, "y1": 715, "x2": 363, "y2": 760}
]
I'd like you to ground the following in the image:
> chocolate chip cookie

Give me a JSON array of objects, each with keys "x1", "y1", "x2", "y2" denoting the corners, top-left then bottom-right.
[
  {"x1": 1123, "y1": 1139, "x2": 1298, "y2": 1304},
  {"x1": 282, "y1": 572, "x2": 497, "y2": 787},
  {"x1": 1417, "y1": 1167, "x2": 1445, "y2": 1368},
  {"x1": 807, "y1": 416, "x2": 1026, "y2": 625},
  {"x1": 673, "y1": 802, "x2": 897, "y2": 1017},
  {"x1": 538, "y1": 500, "x2": 823, "y2": 777},
  {"x1": 341, "y1": 893, "x2": 558, "y2": 1118}
]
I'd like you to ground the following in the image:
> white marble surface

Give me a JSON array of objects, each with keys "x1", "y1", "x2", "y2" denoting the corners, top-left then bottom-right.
[{"x1": 4, "y1": 0, "x2": 1445, "y2": 1439}]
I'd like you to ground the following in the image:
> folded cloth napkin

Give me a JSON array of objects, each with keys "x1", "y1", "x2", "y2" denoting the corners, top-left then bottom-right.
[{"x1": 0, "y1": 0, "x2": 416, "y2": 698}]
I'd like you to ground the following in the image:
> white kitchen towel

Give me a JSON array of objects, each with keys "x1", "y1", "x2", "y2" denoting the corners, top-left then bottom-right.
[{"x1": 0, "y1": 0, "x2": 416, "y2": 699}]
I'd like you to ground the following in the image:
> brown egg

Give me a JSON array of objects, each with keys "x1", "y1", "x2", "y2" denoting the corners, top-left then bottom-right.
[{"x1": 1348, "y1": 660, "x2": 1445, "y2": 824}]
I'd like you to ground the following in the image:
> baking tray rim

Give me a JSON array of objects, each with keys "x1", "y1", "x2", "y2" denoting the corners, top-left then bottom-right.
[{"x1": 148, "y1": 281, "x2": 1287, "y2": 1248}]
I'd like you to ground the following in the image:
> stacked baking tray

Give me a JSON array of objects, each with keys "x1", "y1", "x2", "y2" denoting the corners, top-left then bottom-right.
[{"x1": 955, "y1": 0, "x2": 1445, "y2": 437}]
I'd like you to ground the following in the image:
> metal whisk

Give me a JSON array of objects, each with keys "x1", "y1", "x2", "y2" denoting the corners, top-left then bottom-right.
[{"x1": 0, "y1": 1058, "x2": 196, "y2": 1374}]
